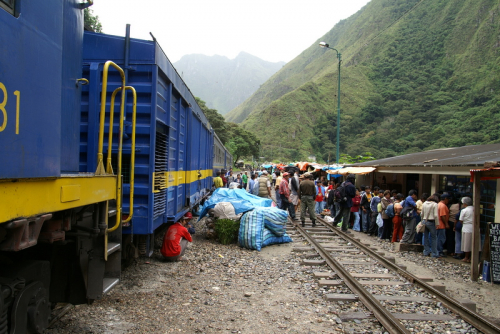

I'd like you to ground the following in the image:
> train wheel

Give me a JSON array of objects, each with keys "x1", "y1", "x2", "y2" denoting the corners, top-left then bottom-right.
[{"x1": 0, "y1": 261, "x2": 51, "y2": 334}]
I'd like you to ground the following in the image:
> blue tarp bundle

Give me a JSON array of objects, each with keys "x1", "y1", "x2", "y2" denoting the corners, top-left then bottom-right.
[
  {"x1": 238, "y1": 207, "x2": 292, "y2": 251},
  {"x1": 198, "y1": 188, "x2": 272, "y2": 221}
]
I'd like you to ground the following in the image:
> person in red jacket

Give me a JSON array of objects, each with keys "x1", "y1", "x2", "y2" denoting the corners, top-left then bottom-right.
[{"x1": 161, "y1": 212, "x2": 194, "y2": 261}]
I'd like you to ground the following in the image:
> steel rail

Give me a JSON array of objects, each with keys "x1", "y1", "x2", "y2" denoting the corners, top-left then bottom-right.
[
  {"x1": 316, "y1": 217, "x2": 500, "y2": 334},
  {"x1": 293, "y1": 220, "x2": 410, "y2": 334}
]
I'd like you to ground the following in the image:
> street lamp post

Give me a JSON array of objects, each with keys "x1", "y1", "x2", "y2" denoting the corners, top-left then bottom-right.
[{"x1": 319, "y1": 42, "x2": 341, "y2": 165}]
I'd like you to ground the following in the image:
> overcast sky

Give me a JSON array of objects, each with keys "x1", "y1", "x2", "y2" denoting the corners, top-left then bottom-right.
[{"x1": 91, "y1": 0, "x2": 371, "y2": 63}]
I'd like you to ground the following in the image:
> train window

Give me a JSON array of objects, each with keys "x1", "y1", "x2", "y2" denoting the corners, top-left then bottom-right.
[{"x1": 0, "y1": 0, "x2": 15, "y2": 15}]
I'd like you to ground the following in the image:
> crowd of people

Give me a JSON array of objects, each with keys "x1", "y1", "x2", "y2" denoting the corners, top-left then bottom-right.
[
  {"x1": 162, "y1": 167, "x2": 476, "y2": 263},
  {"x1": 214, "y1": 167, "x2": 475, "y2": 262}
]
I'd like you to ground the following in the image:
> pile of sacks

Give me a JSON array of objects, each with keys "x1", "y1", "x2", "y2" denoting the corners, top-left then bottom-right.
[
  {"x1": 238, "y1": 206, "x2": 292, "y2": 251},
  {"x1": 199, "y1": 188, "x2": 293, "y2": 250}
]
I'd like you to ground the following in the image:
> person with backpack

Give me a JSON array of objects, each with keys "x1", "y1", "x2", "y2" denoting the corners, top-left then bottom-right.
[
  {"x1": 360, "y1": 186, "x2": 373, "y2": 233},
  {"x1": 351, "y1": 189, "x2": 362, "y2": 231},
  {"x1": 299, "y1": 174, "x2": 317, "y2": 227},
  {"x1": 380, "y1": 190, "x2": 393, "y2": 240},
  {"x1": 400, "y1": 189, "x2": 419, "y2": 244},
  {"x1": 335, "y1": 174, "x2": 356, "y2": 232}
]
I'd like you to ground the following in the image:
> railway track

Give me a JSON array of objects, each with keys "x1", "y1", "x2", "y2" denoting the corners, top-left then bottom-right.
[{"x1": 286, "y1": 215, "x2": 500, "y2": 334}]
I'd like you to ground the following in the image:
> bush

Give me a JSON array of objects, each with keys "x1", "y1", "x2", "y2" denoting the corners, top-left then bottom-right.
[{"x1": 214, "y1": 219, "x2": 240, "y2": 245}]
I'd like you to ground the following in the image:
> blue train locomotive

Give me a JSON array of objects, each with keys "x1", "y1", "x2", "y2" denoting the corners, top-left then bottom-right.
[{"x1": 0, "y1": 1, "x2": 232, "y2": 332}]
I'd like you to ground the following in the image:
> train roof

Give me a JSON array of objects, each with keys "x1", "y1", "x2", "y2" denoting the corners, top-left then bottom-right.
[{"x1": 83, "y1": 31, "x2": 212, "y2": 131}]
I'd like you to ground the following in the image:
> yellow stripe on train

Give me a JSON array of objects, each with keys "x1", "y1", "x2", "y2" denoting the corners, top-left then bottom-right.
[
  {"x1": 0, "y1": 175, "x2": 117, "y2": 223},
  {"x1": 153, "y1": 169, "x2": 213, "y2": 193}
]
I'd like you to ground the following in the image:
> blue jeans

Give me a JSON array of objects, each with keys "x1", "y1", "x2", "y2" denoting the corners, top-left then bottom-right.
[
  {"x1": 436, "y1": 229, "x2": 446, "y2": 255},
  {"x1": 352, "y1": 212, "x2": 360, "y2": 231},
  {"x1": 423, "y1": 220, "x2": 438, "y2": 257},
  {"x1": 455, "y1": 230, "x2": 463, "y2": 255},
  {"x1": 275, "y1": 189, "x2": 282, "y2": 208},
  {"x1": 315, "y1": 201, "x2": 325, "y2": 214},
  {"x1": 361, "y1": 210, "x2": 371, "y2": 232}
]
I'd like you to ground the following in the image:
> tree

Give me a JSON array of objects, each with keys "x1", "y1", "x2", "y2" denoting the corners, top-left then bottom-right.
[
  {"x1": 84, "y1": 8, "x2": 103, "y2": 33},
  {"x1": 196, "y1": 97, "x2": 230, "y2": 144},
  {"x1": 227, "y1": 123, "x2": 260, "y2": 166},
  {"x1": 339, "y1": 152, "x2": 375, "y2": 164}
]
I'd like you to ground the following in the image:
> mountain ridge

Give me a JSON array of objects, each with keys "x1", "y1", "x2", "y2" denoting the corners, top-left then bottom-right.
[
  {"x1": 174, "y1": 52, "x2": 285, "y2": 115},
  {"x1": 225, "y1": 0, "x2": 500, "y2": 162}
]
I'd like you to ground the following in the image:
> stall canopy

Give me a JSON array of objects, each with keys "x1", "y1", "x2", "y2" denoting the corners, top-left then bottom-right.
[
  {"x1": 470, "y1": 167, "x2": 500, "y2": 182},
  {"x1": 327, "y1": 167, "x2": 376, "y2": 175}
]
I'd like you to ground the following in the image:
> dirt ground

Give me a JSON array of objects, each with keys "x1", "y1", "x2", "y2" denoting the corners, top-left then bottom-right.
[{"x1": 46, "y1": 218, "x2": 500, "y2": 334}]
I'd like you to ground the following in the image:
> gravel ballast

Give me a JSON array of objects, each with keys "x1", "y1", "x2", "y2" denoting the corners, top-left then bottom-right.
[{"x1": 46, "y1": 218, "x2": 500, "y2": 333}]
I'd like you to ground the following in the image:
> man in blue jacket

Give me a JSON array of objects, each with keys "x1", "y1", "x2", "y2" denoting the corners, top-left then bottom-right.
[{"x1": 400, "y1": 189, "x2": 418, "y2": 244}]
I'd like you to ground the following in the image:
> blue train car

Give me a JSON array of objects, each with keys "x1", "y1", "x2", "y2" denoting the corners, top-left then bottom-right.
[
  {"x1": 213, "y1": 133, "x2": 226, "y2": 174},
  {"x1": 80, "y1": 31, "x2": 224, "y2": 255}
]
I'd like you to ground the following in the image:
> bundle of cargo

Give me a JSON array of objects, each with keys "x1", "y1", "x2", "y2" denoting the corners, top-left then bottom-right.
[{"x1": 238, "y1": 207, "x2": 293, "y2": 251}]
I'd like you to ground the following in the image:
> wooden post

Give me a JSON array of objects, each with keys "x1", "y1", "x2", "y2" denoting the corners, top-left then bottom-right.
[{"x1": 471, "y1": 171, "x2": 482, "y2": 281}]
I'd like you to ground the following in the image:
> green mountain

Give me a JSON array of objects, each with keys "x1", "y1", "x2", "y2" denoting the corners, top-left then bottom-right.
[
  {"x1": 226, "y1": 0, "x2": 500, "y2": 162},
  {"x1": 174, "y1": 52, "x2": 285, "y2": 115}
]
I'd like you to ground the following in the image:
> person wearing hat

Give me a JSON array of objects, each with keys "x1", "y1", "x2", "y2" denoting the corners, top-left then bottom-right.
[
  {"x1": 298, "y1": 174, "x2": 317, "y2": 227},
  {"x1": 458, "y1": 197, "x2": 474, "y2": 263},
  {"x1": 257, "y1": 170, "x2": 272, "y2": 198},
  {"x1": 161, "y1": 212, "x2": 194, "y2": 261},
  {"x1": 437, "y1": 194, "x2": 450, "y2": 257}
]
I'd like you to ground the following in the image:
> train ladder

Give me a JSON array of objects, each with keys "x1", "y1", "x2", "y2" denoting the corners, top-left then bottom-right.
[{"x1": 94, "y1": 61, "x2": 137, "y2": 261}]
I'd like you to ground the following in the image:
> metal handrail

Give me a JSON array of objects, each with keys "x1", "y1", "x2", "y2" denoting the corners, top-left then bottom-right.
[
  {"x1": 95, "y1": 61, "x2": 125, "y2": 176},
  {"x1": 108, "y1": 86, "x2": 137, "y2": 230}
]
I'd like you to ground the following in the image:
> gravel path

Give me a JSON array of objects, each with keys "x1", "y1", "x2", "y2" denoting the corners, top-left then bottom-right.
[{"x1": 46, "y1": 217, "x2": 500, "y2": 334}]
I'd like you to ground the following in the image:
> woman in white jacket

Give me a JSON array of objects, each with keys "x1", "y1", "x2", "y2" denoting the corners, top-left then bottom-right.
[{"x1": 421, "y1": 195, "x2": 440, "y2": 258}]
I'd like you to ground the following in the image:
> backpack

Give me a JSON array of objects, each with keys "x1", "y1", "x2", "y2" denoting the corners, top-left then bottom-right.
[
  {"x1": 327, "y1": 189, "x2": 336, "y2": 205},
  {"x1": 333, "y1": 183, "x2": 347, "y2": 203},
  {"x1": 385, "y1": 203, "x2": 395, "y2": 218},
  {"x1": 291, "y1": 177, "x2": 299, "y2": 192},
  {"x1": 400, "y1": 205, "x2": 414, "y2": 220}
]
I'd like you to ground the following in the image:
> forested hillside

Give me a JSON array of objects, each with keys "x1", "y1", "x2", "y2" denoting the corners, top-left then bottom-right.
[
  {"x1": 226, "y1": 0, "x2": 500, "y2": 162},
  {"x1": 174, "y1": 52, "x2": 284, "y2": 115}
]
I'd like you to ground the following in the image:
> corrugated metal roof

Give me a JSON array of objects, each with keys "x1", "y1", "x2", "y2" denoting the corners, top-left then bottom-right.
[{"x1": 353, "y1": 144, "x2": 500, "y2": 168}]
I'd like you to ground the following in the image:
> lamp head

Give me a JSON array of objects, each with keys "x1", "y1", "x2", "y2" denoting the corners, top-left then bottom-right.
[{"x1": 319, "y1": 41, "x2": 329, "y2": 48}]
